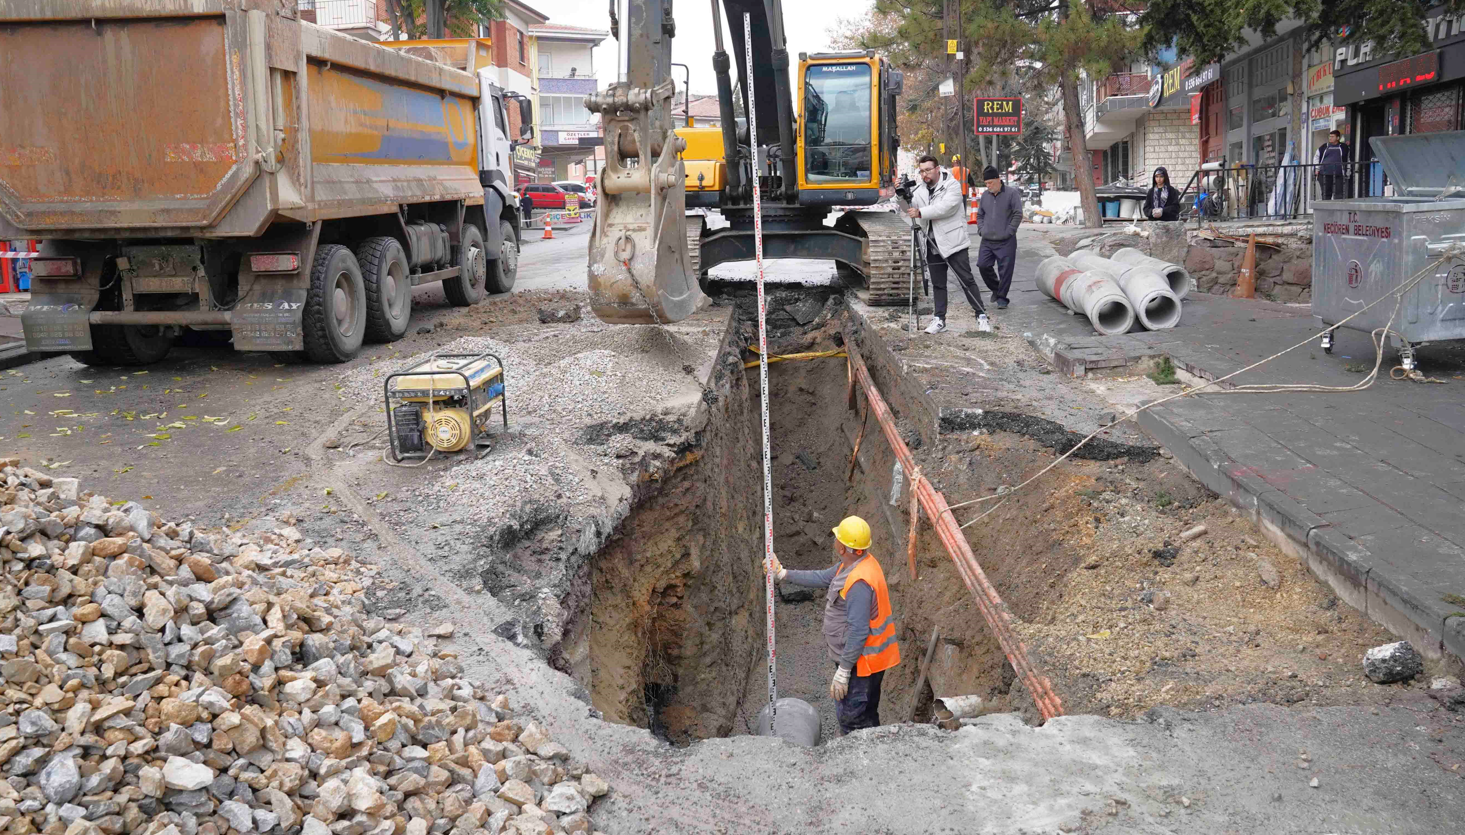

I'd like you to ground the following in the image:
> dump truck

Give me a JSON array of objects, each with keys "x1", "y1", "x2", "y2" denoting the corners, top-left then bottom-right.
[{"x1": 0, "y1": 2, "x2": 532, "y2": 365}]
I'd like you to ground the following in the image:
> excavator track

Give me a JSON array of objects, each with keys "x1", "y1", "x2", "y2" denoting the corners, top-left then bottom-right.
[
  {"x1": 847, "y1": 211, "x2": 915, "y2": 306},
  {"x1": 687, "y1": 215, "x2": 704, "y2": 282}
]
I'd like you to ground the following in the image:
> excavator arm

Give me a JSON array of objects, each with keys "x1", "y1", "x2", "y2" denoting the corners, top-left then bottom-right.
[{"x1": 585, "y1": 0, "x2": 702, "y2": 324}]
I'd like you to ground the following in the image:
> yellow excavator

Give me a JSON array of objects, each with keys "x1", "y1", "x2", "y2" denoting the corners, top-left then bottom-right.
[{"x1": 585, "y1": 0, "x2": 910, "y2": 324}]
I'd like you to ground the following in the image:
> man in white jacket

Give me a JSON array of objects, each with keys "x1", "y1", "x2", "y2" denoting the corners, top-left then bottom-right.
[{"x1": 906, "y1": 155, "x2": 990, "y2": 334}]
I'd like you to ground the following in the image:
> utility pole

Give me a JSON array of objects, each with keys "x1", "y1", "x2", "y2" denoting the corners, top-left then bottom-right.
[{"x1": 957, "y1": 0, "x2": 968, "y2": 205}]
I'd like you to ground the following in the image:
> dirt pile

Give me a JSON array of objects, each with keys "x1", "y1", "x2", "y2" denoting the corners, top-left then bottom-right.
[{"x1": 0, "y1": 459, "x2": 610, "y2": 835}]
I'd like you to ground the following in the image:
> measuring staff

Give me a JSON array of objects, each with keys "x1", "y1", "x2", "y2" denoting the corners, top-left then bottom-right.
[{"x1": 766, "y1": 516, "x2": 901, "y2": 734}]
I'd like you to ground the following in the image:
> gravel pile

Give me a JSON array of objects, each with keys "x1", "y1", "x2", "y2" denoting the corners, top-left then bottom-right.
[{"x1": 0, "y1": 459, "x2": 610, "y2": 835}]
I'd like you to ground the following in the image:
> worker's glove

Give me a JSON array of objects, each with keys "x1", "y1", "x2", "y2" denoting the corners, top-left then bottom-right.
[
  {"x1": 764, "y1": 553, "x2": 787, "y2": 581},
  {"x1": 830, "y1": 666, "x2": 850, "y2": 701}
]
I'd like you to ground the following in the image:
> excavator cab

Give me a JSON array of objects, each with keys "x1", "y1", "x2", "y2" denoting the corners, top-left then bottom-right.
[{"x1": 796, "y1": 52, "x2": 901, "y2": 205}]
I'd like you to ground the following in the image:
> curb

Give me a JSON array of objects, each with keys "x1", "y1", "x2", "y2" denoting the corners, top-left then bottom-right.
[
  {"x1": 0, "y1": 341, "x2": 35, "y2": 371},
  {"x1": 1135, "y1": 395, "x2": 1463, "y2": 663}
]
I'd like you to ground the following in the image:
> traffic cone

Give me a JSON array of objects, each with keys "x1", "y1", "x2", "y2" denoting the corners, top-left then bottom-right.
[
  {"x1": 967, "y1": 202, "x2": 979, "y2": 225},
  {"x1": 1233, "y1": 234, "x2": 1257, "y2": 298},
  {"x1": 541, "y1": 213, "x2": 554, "y2": 240}
]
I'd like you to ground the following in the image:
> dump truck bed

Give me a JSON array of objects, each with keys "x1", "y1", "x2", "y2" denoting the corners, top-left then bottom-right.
[{"x1": 0, "y1": 0, "x2": 483, "y2": 239}]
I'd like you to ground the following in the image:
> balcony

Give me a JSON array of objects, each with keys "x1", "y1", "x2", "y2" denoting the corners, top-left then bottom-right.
[
  {"x1": 1086, "y1": 71, "x2": 1152, "y2": 145},
  {"x1": 300, "y1": 0, "x2": 390, "y2": 39}
]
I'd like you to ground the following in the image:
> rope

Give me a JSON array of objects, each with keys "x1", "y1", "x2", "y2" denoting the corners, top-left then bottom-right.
[
  {"x1": 946, "y1": 247, "x2": 1462, "y2": 520},
  {"x1": 746, "y1": 12, "x2": 778, "y2": 733},
  {"x1": 742, "y1": 347, "x2": 847, "y2": 368}
]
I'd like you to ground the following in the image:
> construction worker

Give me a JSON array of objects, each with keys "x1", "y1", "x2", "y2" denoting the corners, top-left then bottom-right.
[
  {"x1": 950, "y1": 154, "x2": 971, "y2": 200},
  {"x1": 766, "y1": 516, "x2": 901, "y2": 735}
]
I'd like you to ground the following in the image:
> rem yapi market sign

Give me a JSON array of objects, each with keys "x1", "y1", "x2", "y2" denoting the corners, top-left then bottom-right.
[{"x1": 974, "y1": 98, "x2": 1022, "y2": 135}]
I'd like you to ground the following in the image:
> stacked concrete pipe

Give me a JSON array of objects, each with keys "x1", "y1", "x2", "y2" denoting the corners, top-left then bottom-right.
[
  {"x1": 1110, "y1": 246, "x2": 1193, "y2": 299},
  {"x1": 1036, "y1": 256, "x2": 1137, "y2": 336},
  {"x1": 1069, "y1": 250, "x2": 1183, "y2": 331}
]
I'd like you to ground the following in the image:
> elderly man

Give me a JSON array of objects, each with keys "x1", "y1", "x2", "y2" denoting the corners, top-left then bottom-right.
[
  {"x1": 766, "y1": 516, "x2": 901, "y2": 735},
  {"x1": 974, "y1": 165, "x2": 1023, "y2": 309},
  {"x1": 906, "y1": 155, "x2": 990, "y2": 334}
]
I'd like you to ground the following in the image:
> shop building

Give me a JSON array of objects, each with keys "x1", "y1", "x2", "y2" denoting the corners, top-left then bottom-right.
[{"x1": 1334, "y1": 7, "x2": 1465, "y2": 196}]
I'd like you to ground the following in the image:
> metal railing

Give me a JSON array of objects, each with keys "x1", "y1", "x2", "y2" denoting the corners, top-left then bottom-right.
[
  {"x1": 300, "y1": 0, "x2": 380, "y2": 29},
  {"x1": 1176, "y1": 160, "x2": 1386, "y2": 222},
  {"x1": 1096, "y1": 72, "x2": 1150, "y2": 103}
]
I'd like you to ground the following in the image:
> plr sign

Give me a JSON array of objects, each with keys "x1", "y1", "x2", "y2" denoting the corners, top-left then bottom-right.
[{"x1": 974, "y1": 97, "x2": 1023, "y2": 135}]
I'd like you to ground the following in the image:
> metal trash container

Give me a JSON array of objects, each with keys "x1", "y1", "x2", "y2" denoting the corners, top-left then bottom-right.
[{"x1": 1312, "y1": 130, "x2": 1465, "y2": 370}]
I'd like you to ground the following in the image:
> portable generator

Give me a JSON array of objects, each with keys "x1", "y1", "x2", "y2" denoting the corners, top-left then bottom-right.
[{"x1": 383, "y1": 353, "x2": 508, "y2": 462}]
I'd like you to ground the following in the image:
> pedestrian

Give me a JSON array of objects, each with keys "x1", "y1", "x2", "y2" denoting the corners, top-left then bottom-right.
[
  {"x1": 905, "y1": 155, "x2": 990, "y2": 334},
  {"x1": 1315, "y1": 129, "x2": 1352, "y2": 200},
  {"x1": 975, "y1": 165, "x2": 1023, "y2": 309},
  {"x1": 766, "y1": 516, "x2": 901, "y2": 735},
  {"x1": 1143, "y1": 167, "x2": 1181, "y2": 221}
]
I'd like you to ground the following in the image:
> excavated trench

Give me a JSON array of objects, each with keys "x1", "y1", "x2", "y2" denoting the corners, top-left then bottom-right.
[
  {"x1": 573, "y1": 293, "x2": 1398, "y2": 745},
  {"x1": 579, "y1": 298, "x2": 1035, "y2": 744}
]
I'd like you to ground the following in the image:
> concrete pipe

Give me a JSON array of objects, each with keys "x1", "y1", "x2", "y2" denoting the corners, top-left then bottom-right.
[
  {"x1": 1110, "y1": 246, "x2": 1193, "y2": 300},
  {"x1": 756, "y1": 698, "x2": 821, "y2": 747},
  {"x1": 1069, "y1": 251, "x2": 1183, "y2": 331},
  {"x1": 1036, "y1": 256, "x2": 1136, "y2": 336}
]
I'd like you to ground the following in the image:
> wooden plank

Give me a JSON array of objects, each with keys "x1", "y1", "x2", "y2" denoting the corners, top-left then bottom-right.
[{"x1": 904, "y1": 626, "x2": 941, "y2": 722}]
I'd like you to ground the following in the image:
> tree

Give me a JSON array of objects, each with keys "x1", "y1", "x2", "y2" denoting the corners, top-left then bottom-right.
[
  {"x1": 1012, "y1": 118, "x2": 1057, "y2": 193},
  {"x1": 384, "y1": 0, "x2": 503, "y2": 40},
  {"x1": 1140, "y1": 0, "x2": 1465, "y2": 66}
]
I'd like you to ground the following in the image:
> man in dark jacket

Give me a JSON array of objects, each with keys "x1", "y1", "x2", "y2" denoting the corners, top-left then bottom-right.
[
  {"x1": 1144, "y1": 167, "x2": 1181, "y2": 221},
  {"x1": 975, "y1": 165, "x2": 1023, "y2": 309},
  {"x1": 1315, "y1": 130, "x2": 1351, "y2": 200}
]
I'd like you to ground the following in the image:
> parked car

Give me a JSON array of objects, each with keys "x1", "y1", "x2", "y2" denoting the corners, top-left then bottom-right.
[
  {"x1": 519, "y1": 183, "x2": 569, "y2": 211},
  {"x1": 553, "y1": 181, "x2": 595, "y2": 208}
]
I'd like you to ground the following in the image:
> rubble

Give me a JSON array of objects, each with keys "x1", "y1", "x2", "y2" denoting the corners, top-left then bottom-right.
[
  {"x1": 0, "y1": 460, "x2": 609, "y2": 835},
  {"x1": 1362, "y1": 641, "x2": 1424, "y2": 684}
]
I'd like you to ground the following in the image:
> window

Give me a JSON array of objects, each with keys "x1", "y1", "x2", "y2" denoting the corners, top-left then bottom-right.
[
  {"x1": 1410, "y1": 86, "x2": 1463, "y2": 133},
  {"x1": 541, "y1": 94, "x2": 592, "y2": 126},
  {"x1": 1252, "y1": 89, "x2": 1279, "y2": 121},
  {"x1": 1229, "y1": 105, "x2": 1244, "y2": 130},
  {"x1": 1229, "y1": 141, "x2": 1243, "y2": 164},
  {"x1": 801, "y1": 63, "x2": 873, "y2": 184},
  {"x1": 1102, "y1": 139, "x2": 1130, "y2": 182},
  {"x1": 491, "y1": 96, "x2": 507, "y2": 134},
  {"x1": 518, "y1": 31, "x2": 525, "y2": 65},
  {"x1": 1250, "y1": 42, "x2": 1290, "y2": 88},
  {"x1": 538, "y1": 53, "x2": 551, "y2": 77}
]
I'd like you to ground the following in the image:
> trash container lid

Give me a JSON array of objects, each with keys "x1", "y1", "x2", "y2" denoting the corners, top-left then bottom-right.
[{"x1": 1370, "y1": 129, "x2": 1465, "y2": 197}]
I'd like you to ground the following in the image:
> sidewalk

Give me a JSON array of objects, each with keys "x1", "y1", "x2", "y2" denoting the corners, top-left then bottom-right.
[
  {"x1": 0, "y1": 293, "x2": 29, "y2": 368},
  {"x1": 1004, "y1": 227, "x2": 1465, "y2": 660}
]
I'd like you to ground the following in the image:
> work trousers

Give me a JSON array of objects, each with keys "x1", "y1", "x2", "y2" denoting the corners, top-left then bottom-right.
[
  {"x1": 926, "y1": 241, "x2": 986, "y2": 320},
  {"x1": 835, "y1": 668, "x2": 885, "y2": 735},
  {"x1": 976, "y1": 236, "x2": 1017, "y2": 305},
  {"x1": 1318, "y1": 173, "x2": 1347, "y2": 201}
]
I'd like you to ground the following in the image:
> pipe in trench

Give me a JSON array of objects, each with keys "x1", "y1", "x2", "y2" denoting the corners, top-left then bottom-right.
[
  {"x1": 1068, "y1": 251, "x2": 1182, "y2": 331},
  {"x1": 1110, "y1": 246, "x2": 1193, "y2": 300},
  {"x1": 842, "y1": 338, "x2": 1065, "y2": 721},
  {"x1": 1035, "y1": 256, "x2": 1136, "y2": 336}
]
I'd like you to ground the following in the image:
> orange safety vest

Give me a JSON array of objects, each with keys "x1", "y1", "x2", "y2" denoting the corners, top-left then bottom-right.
[
  {"x1": 840, "y1": 554, "x2": 901, "y2": 676},
  {"x1": 951, "y1": 166, "x2": 970, "y2": 196}
]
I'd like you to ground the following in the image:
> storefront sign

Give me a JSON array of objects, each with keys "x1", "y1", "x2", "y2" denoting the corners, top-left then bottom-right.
[
  {"x1": 1153, "y1": 59, "x2": 1219, "y2": 108},
  {"x1": 513, "y1": 145, "x2": 540, "y2": 167},
  {"x1": 973, "y1": 97, "x2": 1022, "y2": 134},
  {"x1": 556, "y1": 130, "x2": 598, "y2": 142},
  {"x1": 1306, "y1": 61, "x2": 1335, "y2": 95},
  {"x1": 1376, "y1": 50, "x2": 1440, "y2": 92}
]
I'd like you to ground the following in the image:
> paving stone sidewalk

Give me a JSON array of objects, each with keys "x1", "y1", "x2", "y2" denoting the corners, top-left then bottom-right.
[{"x1": 998, "y1": 227, "x2": 1465, "y2": 660}]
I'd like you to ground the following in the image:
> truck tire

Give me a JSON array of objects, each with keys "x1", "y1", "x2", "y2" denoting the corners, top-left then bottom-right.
[
  {"x1": 442, "y1": 223, "x2": 487, "y2": 306},
  {"x1": 486, "y1": 219, "x2": 518, "y2": 294},
  {"x1": 70, "y1": 324, "x2": 175, "y2": 367},
  {"x1": 356, "y1": 236, "x2": 412, "y2": 342},
  {"x1": 302, "y1": 244, "x2": 367, "y2": 364}
]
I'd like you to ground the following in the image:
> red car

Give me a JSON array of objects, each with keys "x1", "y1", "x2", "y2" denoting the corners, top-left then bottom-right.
[{"x1": 519, "y1": 183, "x2": 569, "y2": 210}]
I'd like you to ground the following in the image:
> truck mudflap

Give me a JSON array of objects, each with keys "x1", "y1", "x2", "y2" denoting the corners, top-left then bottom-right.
[
  {"x1": 231, "y1": 277, "x2": 308, "y2": 352},
  {"x1": 21, "y1": 295, "x2": 95, "y2": 352}
]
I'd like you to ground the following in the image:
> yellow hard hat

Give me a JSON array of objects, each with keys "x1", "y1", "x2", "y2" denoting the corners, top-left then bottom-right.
[
  {"x1": 952, "y1": 154, "x2": 960, "y2": 161},
  {"x1": 832, "y1": 516, "x2": 872, "y2": 550}
]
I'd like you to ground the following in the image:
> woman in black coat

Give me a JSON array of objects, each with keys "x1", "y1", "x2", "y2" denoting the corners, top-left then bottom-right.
[{"x1": 1143, "y1": 166, "x2": 1181, "y2": 221}]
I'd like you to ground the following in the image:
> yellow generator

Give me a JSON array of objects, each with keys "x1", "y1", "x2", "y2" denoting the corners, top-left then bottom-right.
[{"x1": 384, "y1": 354, "x2": 507, "y2": 461}]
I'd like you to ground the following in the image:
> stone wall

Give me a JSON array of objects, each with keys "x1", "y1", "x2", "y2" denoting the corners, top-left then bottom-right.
[{"x1": 1085, "y1": 223, "x2": 1314, "y2": 304}]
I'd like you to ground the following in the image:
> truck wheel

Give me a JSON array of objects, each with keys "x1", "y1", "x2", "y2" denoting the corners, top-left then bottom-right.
[
  {"x1": 70, "y1": 324, "x2": 175, "y2": 367},
  {"x1": 442, "y1": 223, "x2": 487, "y2": 306},
  {"x1": 486, "y1": 219, "x2": 518, "y2": 294},
  {"x1": 356, "y1": 236, "x2": 412, "y2": 342},
  {"x1": 302, "y1": 244, "x2": 366, "y2": 364}
]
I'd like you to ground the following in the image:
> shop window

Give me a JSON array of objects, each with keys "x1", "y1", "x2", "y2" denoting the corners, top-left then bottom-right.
[{"x1": 1409, "y1": 86, "x2": 1463, "y2": 133}]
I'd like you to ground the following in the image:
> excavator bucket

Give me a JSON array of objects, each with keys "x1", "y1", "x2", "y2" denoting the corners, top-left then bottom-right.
[
  {"x1": 585, "y1": 88, "x2": 702, "y2": 324},
  {"x1": 584, "y1": 0, "x2": 702, "y2": 324}
]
